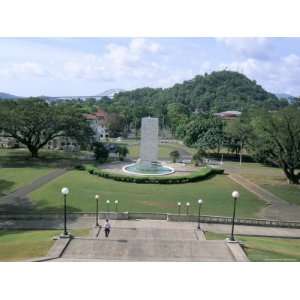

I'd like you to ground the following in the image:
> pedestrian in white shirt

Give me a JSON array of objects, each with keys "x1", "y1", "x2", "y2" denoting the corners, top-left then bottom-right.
[{"x1": 104, "y1": 219, "x2": 111, "y2": 238}]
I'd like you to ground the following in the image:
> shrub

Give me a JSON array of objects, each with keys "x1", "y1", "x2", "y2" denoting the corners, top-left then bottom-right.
[
  {"x1": 169, "y1": 150, "x2": 180, "y2": 163},
  {"x1": 87, "y1": 166, "x2": 224, "y2": 184},
  {"x1": 93, "y1": 142, "x2": 109, "y2": 163},
  {"x1": 74, "y1": 164, "x2": 86, "y2": 171}
]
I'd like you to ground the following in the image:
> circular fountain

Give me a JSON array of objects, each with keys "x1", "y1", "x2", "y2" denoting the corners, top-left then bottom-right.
[
  {"x1": 123, "y1": 117, "x2": 175, "y2": 176},
  {"x1": 123, "y1": 160, "x2": 174, "y2": 176}
]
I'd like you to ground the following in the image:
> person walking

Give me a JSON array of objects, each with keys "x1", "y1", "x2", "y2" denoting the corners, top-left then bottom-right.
[{"x1": 104, "y1": 219, "x2": 111, "y2": 238}]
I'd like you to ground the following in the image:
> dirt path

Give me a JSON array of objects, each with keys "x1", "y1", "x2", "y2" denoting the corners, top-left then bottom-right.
[
  {"x1": 227, "y1": 172, "x2": 300, "y2": 221},
  {"x1": 0, "y1": 168, "x2": 68, "y2": 212}
]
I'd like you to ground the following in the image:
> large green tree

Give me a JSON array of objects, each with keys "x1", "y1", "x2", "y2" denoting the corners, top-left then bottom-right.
[
  {"x1": 106, "y1": 112, "x2": 126, "y2": 138},
  {"x1": 182, "y1": 115, "x2": 225, "y2": 153},
  {"x1": 224, "y1": 115, "x2": 253, "y2": 157},
  {"x1": 249, "y1": 107, "x2": 300, "y2": 184},
  {"x1": 0, "y1": 98, "x2": 94, "y2": 158}
]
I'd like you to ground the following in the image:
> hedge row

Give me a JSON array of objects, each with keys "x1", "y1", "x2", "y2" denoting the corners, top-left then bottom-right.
[{"x1": 87, "y1": 166, "x2": 224, "y2": 184}]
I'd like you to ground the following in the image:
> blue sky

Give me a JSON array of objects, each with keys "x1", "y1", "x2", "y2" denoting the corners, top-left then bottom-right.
[{"x1": 1, "y1": 38, "x2": 300, "y2": 97}]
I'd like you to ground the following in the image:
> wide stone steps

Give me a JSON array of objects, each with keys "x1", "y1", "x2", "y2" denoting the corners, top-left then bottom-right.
[
  {"x1": 60, "y1": 238, "x2": 236, "y2": 261},
  {"x1": 97, "y1": 227, "x2": 204, "y2": 241}
]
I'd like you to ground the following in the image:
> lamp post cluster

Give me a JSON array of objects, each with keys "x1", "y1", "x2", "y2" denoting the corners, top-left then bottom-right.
[
  {"x1": 59, "y1": 186, "x2": 240, "y2": 241},
  {"x1": 92, "y1": 198, "x2": 119, "y2": 227},
  {"x1": 175, "y1": 190, "x2": 239, "y2": 237},
  {"x1": 177, "y1": 199, "x2": 203, "y2": 230}
]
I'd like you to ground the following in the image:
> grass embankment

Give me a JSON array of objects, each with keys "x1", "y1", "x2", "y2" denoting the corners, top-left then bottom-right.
[
  {"x1": 0, "y1": 228, "x2": 90, "y2": 261},
  {"x1": 224, "y1": 161, "x2": 300, "y2": 206},
  {"x1": 0, "y1": 167, "x2": 53, "y2": 196},
  {"x1": 205, "y1": 231, "x2": 300, "y2": 262},
  {"x1": 30, "y1": 170, "x2": 265, "y2": 217}
]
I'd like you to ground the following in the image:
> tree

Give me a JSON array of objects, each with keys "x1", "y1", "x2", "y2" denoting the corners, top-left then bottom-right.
[
  {"x1": 94, "y1": 142, "x2": 109, "y2": 163},
  {"x1": 169, "y1": 150, "x2": 180, "y2": 163},
  {"x1": 166, "y1": 103, "x2": 189, "y2": 135},
  {"x1": 183, "y1": 115, "x2": 224, "y2": 153},
  {"x1": 116, "y1": 145, "x2": 129, "y2": 161},
  {"x1": 249, "y1": 107, "x2": 300, "y2": 184},
  {"x1": 224, "y1": 115, "x2": 253, "y2": 161},
  {"x1": 0, "y1": 99, "x2": 94, "y2": 158},
  {"x1": 192, "y1": 149, "x2": 206, "y2": 166},
  {"x1": 107, "y1": 113, "x2": 126, "y2": 138}
]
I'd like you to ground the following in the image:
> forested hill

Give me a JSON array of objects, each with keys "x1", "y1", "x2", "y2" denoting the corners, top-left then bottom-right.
[{"x1": 105, "y1": 71, "x2": 287, "y2": 115}]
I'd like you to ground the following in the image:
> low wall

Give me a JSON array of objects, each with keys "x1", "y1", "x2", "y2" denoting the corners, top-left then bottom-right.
[
  {"x1": 167, "y1": 214, "x2": 300, "y2": 228},
  {"x1": 1, "y1": 212, "x2": 300, "y2": 229},
  {"x1": 128, "y1": 212, "x2": 167, "y2": 220}
]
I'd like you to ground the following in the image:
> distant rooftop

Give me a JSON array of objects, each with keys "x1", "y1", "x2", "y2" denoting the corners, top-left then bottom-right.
[
  {"x1": 84, "y1": 109, "x2": 108, "y2": 120},
  {"x1": 214, "y1": 111, "x2": 241, "y2": 118}
]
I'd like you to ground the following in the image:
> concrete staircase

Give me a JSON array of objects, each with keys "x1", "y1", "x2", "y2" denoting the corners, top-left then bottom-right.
[
  {"x1": 60, "y1": 238, "x2": 236, "y2": 261},
  {"x1": 50, "y1": 225, "x2": 247, "y2": 262}
]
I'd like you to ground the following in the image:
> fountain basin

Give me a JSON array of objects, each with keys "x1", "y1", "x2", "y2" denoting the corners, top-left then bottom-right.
[{"x1": 123, "y1": 162, "x2": 175, "y2": 176}]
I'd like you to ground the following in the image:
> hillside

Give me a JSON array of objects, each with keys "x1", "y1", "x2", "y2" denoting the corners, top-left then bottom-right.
[
  {"x1": 275, "y1": 93, "x2": 296, "y2": 103},
  {"x1": 0, "y1": 92, "x2": 18, "y2": 99},
  {"x1": 107, "y1": 71, "x2": 286, "y2": 115}
]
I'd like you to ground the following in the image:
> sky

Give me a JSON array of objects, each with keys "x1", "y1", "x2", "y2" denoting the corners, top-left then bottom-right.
[{"x1": 1, "y1": 37, "x2": 300, "y2": 97}]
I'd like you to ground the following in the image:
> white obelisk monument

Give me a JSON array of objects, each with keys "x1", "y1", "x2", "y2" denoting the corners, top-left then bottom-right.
[{"x1": 139, "y1": 117, "x2": 159, "y2": 167}]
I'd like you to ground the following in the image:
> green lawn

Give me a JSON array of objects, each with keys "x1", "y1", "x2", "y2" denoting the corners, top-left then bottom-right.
[
  {"x1": 0, "y1": 167, "x2": 53, "y2": 196},
  {"x1": 0, "y1": 148, "x2": 91, "y2": 158},
  {"x1": 0, "y1": 228, "x2": 90, "y2": 261},
  {"x1": 128, "y1": 142, "x2": 195, "y2": 158},
  {"x1": 30, "y1": 170, "x2": 265, "y2": 217},
  {"x1": 205, "y1": 231, "x2": 300, "y2": 262}
]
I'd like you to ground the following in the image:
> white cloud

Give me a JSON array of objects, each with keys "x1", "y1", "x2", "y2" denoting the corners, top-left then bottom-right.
[
  {"x1": 60, "y1": 39, "x2": 164, "y2": 82},
  {"x1": 218, "y1": 37, "x2": 272, "y2": 60},
  {"x1": 0, "y1": 62, "x2": 45, "y2": 78},
  {"x1": 129, "y1": 38, "x2": 161, "y2": 54},
  {"x1": 0, "y1": 39, "x2": 164, "y2": 84},
  {"x1": 1, "y1": 38, "x2": 300, "y2": 97}
]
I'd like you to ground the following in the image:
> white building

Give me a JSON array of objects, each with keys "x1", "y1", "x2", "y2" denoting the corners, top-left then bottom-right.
[{"x1": 84, "y1": 109, "x2": 109, "y2": 142}]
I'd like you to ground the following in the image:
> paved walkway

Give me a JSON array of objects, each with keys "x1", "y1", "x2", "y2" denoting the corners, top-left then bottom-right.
[
  {"x1": 0, "y1": 168, "x2": 68, "y2": 212},
  {"x1": 227, "y1": 172, "x2": 300, "y2": 221}
]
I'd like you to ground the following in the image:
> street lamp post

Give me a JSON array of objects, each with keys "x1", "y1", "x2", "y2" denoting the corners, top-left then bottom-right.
[
  {"x1": 177, "y1": 202, "x2": 181, "y2": 215},
  {"x1": 230, "y1": 191, "x2": 240, "y2": 241},
  {"x1": 106, "y1": 200, "x2": 110, "y2": 212},
  {"x1": 61, "y1": 187, "x2": 69, "y2": 236},
  {"x1": 197, "y1": 199, "x2": 203, "y2": 230},
  {"x1": 115, "y1": 200, "x2": 119, "y2": 212},
  {"x1": 95, "y1": 194, "x2": 99, "y2": 227},
  {"x1": 186, "y1": 202, "x2": 190, "y2": 215}
]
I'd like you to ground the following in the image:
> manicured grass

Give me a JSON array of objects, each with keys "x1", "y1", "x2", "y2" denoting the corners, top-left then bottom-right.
[
  {"x1": 30, "y1": 170, "x2": 265, "y2": 217},
  {"x1": 0, "y1": 148, "x2": 92, "y2": 160},
  {"x1": 224, "y1": 161, "x2": 300, "y2": 206},
  {"x1": 128, "y1": 143, "x2": 195, "y2": 158},
  {"x1": 0, "y1": 228, "x2": 90, "y2": 261},
  {"x1": 0, "y1": 167, "x2": 53, "y2": 196},
  {"x1": 205, "y1": 231, "x2": 300, "y2": 262}
]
